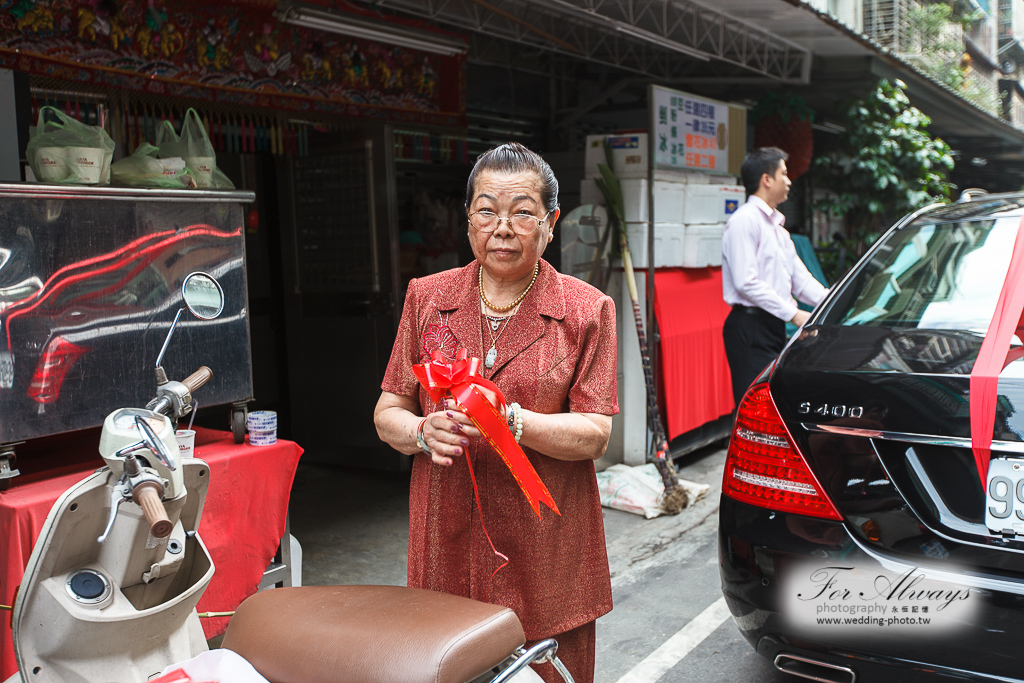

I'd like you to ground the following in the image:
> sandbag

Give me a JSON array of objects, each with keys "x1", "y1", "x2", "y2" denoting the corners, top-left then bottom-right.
[
  {"x1": 596, "y1": 463, "x2": 710, "y2": 518},
  {"x1": 26, "y1": 106, "x2": 115, "y2": 185}
]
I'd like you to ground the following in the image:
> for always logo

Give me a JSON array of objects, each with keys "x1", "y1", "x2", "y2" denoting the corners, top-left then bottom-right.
[{"x1": 781, "y1": 562, "x2": 976, "y2": 636}]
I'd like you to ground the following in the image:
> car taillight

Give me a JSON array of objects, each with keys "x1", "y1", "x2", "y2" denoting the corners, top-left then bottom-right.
[
  {"x1": 723, "y1": 382, "x2": 842, "y2": 520},
  {"x1": 27, "y1": 336, "x2": 87, "y2": 404}
]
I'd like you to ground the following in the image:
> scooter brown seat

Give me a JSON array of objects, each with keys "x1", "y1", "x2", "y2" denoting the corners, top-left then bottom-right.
[{"x1": 221, "y1": 585, "x2": 526, "y2": 683}]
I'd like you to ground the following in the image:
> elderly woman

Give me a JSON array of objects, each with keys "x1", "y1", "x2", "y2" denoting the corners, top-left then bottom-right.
[{"x1": 374, "y1": 142, "x2": 617, "y2": 683}]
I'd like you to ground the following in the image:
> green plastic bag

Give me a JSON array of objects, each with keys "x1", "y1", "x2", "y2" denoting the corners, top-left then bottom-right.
[
  {"x1": 111, "y1": 143, "x2": 195, "y2": 188},
  {"x1": 26, "y1": 106, "x2": 115, "y2": 185},
  {"x1": 156, "y1": 109, "x2": 233, "y2": 189}
]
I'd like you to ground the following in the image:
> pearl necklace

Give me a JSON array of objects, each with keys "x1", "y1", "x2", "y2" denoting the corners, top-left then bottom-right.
[{"x1": 478, "y1": 263, "x2": 539, "y2": 313}]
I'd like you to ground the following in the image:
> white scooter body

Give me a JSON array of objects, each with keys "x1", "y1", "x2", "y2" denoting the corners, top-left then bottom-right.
[
  {"x1": 6, "y1": 408, "x2": 214, "y2": 683},
  {"x1": 5, "y1": 410, "x2": 555, "y2": 683}
]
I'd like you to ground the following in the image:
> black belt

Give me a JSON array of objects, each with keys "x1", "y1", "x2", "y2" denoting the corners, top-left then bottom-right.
[{"x1": 732, "y1": 304, "x2": 770, "y2": 316}]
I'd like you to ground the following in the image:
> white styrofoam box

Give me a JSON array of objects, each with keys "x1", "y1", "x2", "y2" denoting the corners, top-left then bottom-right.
[
  {"x1": 623, "y1": 223, "x2": 648, "y2": 268},
  {"x1": 619, "y1": 179, "x2": 687, "y2": 223},
  {"x1": 681, "y1": 184, "x2": 745, "y2": 224},
  {"x1": 580, "y1": 178, "x2": 604, "y2": 206},
  {"x1": 624, "y1": 222, "x2": 651, "y2": 268},
  {"x1": 653, "y1": 181, "x2": 686, "y2": 222},
  {"x1": 657, "y1": 223, "x2": 686, "y2": 267},
  {"x1": 623, "y1": 222, "x2": 687, "y2": 268},
  {"x1": 681, "y1": 223, "x2": 725, "y2": 268},
  {"x1": 584, "y1": 133, "x2": 649, "y2": 179},
  {"x1": 621, "y1": 179, "x2": 645, "y2": 222},
  {"x1": 651, "y1": 169, "x2": 715, "y2": 183}
]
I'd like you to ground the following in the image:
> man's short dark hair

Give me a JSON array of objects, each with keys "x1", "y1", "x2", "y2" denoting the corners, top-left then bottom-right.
[{"x1": 740, "y1": 147, "x2": 788, "y2": 196}]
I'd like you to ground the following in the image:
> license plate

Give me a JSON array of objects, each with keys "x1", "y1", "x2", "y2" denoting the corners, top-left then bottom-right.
[{"x1": 986, "y1": 458, "x2": 1024, "y2": 534}]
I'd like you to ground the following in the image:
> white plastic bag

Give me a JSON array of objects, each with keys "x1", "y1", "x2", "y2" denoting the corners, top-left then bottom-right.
[
  {"x1": 111, "y1": 143, "x2": 194, "y2": 188},
  {"x1": 156, "y1": 109, "x2": 233, "y2": 188},
  {"x1": 155, "y1": 648, "x2": 271, "y2": 683},
  {"x1": 26, "y1": 106, "x2": 115, "y2": 185},
  {"x1": 596, "y1": 463, "x2": 710, "y2": 518}
]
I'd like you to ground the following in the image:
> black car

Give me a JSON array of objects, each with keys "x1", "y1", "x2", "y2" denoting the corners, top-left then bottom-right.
[{"x1": 719, "y1": 192, "x2": 1024, "y2": 682}]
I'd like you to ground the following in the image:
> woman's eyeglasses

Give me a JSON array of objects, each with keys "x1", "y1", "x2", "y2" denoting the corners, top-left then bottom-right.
[{"x1": 467, "y1": 209, "x2": 553, "y2": 236}]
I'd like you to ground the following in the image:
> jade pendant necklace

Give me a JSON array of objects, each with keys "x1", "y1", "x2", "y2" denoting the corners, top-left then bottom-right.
[
  {"x1": 483, "y1": 313, "x2": 514, "y2": 369},
  {"x1": 479, "y1": 264, "x2": 539, "y2": 369}
]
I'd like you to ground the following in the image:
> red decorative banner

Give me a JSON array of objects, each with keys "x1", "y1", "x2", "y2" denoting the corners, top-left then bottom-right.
[
  {"x1": 970, "y1": 215, "x2": 1024, "y2": 491},
  {"x1": 413, "y1": 348, "x2": 560, "y2": 517},
  {"x1": 0, "y1": 0, "x2": 465, "y2": 126}
]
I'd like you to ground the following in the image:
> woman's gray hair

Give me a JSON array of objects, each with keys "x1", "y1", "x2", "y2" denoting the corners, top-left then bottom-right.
[{"x1": 465, "y1": 142, "x2": 559, "y2": 213}]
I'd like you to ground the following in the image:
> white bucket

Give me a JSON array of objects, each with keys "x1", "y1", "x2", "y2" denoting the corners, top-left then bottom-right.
[
  {"x1": 185, "y1": 156, "x2": 216, "y2": 188},
  {"x1": 65, "y1": 147, "x2": 104, "y2": 184},
  {"x1": 35, "y1": 147, "x2": 69, "y2": 182}
]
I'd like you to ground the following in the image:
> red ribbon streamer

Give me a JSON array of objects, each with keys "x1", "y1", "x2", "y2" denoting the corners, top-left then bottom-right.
[
  {"x1": 412, "y1": 348, "x2": 560, "y2": 518},
  {"x1": 970, "y1": 215, "x2": 1024, "y2": 491}
]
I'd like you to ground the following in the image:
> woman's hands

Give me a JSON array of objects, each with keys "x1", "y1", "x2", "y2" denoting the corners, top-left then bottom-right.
[
  {"x1": 374, "y1": 391, "x2": 480, "y2": 467},
  {"x1": 419, "y1": 399, "x2": 481, "y2": 466},
  {"x1": 374, "y1": 391, "x2": 612, "y2": 464}
]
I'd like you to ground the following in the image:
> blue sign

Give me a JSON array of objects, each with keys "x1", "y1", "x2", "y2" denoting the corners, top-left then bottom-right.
[
  {"x1": 725, "y1": 199, "x2": 739, "y2": 215},
  {"x1": 608, "y1": 136, "x2": 641, "y2": 149}
]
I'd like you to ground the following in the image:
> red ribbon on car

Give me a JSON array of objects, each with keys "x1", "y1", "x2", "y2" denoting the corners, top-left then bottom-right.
[
  {"x1": 413, "y1": 348, "x2": 560, "y2": 517},
  {"x1": 970, "y1": 215, "x2": 1024, "y2": 491}
]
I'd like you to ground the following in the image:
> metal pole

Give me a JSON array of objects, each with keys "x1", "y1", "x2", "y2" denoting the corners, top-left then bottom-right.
[{"x1": 646, "y1": 84, "x2": 658, "y2": 447}]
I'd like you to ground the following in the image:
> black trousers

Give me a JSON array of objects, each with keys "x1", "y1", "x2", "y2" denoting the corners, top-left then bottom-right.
[{"x1": 722, "y1": 306, "x2": 787, "y2": 406}]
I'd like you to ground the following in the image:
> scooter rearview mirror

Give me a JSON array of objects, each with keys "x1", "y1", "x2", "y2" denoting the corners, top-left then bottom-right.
[
  {"x1": 155, "y1": 272, "x2": 225, "y2": 376},
  {"x1": 182, "y1": 271, "x2": 224, "y2": 320}
]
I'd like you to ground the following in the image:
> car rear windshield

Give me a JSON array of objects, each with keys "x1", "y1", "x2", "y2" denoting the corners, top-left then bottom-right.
[{"x1": 820, "y1": 216, "x2": 1019, "y2": 331}]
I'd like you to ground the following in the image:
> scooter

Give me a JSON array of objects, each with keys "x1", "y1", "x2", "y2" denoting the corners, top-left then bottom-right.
[{"x1": 5, "y1": 272, "x2": 574, "y2": 683}]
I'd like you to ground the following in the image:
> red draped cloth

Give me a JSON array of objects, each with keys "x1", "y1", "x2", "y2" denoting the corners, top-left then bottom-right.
[
  {"x1": 0, "y1": 427, "x2": 303, "y2": 679},
  {"x1": 653, "y1": 267, "x2": 735, "y2": 440}
]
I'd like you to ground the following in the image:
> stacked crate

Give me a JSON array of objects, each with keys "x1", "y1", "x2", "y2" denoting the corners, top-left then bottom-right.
[{"x1": 580, "y1": 133, "x2": 744, "y2": 269}]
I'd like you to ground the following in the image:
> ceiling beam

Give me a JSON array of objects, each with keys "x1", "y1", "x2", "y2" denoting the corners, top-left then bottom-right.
[{"x1": 359, "y1": 0, "x2": 811, "y2": 83}]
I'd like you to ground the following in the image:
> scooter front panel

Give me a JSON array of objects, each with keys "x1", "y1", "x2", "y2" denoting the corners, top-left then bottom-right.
[{"x1": 11, "y1": 460, "x2": 214, "y2": 683}]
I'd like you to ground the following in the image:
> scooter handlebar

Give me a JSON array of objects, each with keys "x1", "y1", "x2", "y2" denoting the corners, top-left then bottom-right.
[
  {"x1": 134, "y1": 482, "x2": 173, "y2": 538},
  {"x1": 182, "y1": 366, "x2": 213, "y2": 395}
]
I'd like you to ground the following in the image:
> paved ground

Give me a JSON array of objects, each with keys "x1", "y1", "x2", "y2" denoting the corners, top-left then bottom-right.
[{"x1": 288, "y1": 445, "x2": 798, "y2": 683}]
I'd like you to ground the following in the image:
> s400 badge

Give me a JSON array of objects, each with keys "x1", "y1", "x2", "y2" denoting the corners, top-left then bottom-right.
[{"x1": 797, "y1": 403, "x2": 864, "y2": 418}]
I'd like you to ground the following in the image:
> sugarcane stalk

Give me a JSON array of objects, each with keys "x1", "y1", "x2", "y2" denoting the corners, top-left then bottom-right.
[{"x1": 594, "y1": 149, "x2": 686, "y2": 515}]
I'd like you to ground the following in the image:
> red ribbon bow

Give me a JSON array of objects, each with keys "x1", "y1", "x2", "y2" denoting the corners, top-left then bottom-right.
[{"x1": 413, "y1": 348, "x2": 559, "y2": 517}]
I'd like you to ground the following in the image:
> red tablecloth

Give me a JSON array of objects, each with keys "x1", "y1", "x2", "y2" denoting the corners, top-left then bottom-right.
[
  {"x1": 653, "y1": 267, "x2": 735, "y2": 440},
  {"x1": 0, "y1": 426, "x2": 303, "y2": 680}
]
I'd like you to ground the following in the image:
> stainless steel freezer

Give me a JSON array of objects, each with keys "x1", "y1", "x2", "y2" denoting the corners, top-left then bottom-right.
[{"x1": 0, "y1": 183, "x2": 255, "y2": 484}]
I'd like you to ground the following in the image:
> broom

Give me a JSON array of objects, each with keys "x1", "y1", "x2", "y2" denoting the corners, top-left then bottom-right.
[{"x1": 594, "y1": 146, "x2": 688, "y2": 515}]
